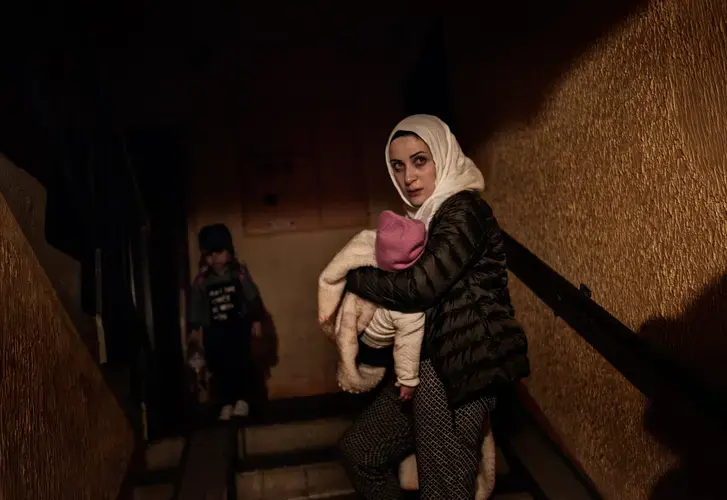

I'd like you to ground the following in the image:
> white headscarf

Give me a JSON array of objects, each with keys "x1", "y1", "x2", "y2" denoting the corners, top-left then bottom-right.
[{"x1": 385, "y1": 114, "x2": 485, "y2": 227}]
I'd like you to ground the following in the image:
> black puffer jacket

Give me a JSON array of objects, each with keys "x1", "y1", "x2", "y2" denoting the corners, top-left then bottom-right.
[{"x1": 347, "y1": 190, "x2": 530, "y2": 408}]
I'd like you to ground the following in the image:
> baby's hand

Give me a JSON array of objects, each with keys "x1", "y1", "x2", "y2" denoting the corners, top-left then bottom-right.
[{"x1": 399, "y1": 386, "x2": 416, "y2": 401}]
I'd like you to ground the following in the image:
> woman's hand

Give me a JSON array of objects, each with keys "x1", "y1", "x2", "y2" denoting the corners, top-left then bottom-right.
[
  {"x1": 346, "y1": 192, "x2": 491, "y2": 312},
  {"x1": 399, "y1": 386, "x2": 416, "y2": 401}
]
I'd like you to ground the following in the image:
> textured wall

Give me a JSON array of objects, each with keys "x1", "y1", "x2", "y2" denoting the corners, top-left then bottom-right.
[
  {"x1": 449, "y1": 0, "x2": 727, "y2": 498},
  {"x1": 0, "y1": 191, "x2": 134, "y2": 499}
]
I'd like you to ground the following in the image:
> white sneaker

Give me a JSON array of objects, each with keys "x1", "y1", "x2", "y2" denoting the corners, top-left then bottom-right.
[
  {"x1": 233, "y1": 400, "x2": 250, "y2": 417},
  {"x1": 219, "y1": 404, "x2": 233, "y2": 421}
]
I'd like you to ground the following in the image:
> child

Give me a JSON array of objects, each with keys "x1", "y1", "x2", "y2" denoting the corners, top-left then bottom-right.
[
  {"x1": 318, "y1": 211, "x2": 426, "y2": 400},
  {"x1": 188, "y1": 223, "x2": 264, "y2": 420}
]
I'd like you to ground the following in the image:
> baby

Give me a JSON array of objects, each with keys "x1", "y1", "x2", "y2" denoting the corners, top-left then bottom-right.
[{"x1": 318, "y1": 211, "x2": 426, "y2": 399}]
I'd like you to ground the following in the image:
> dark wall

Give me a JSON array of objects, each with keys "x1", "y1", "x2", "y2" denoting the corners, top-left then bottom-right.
[{"x1": 126, "y1": 129, "x2": 190, "y2": 437}]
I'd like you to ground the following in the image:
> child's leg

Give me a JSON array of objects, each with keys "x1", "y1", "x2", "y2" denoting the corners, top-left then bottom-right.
[
  {"x1": 221, "y1": 321, "x2": 253, "y2": 405},
  {"x1": 204, "y1": 329, "x2": 235, "y2": 406},
  {"x1": 236, "y1": 337, "x2": 254, "y2": 404}
]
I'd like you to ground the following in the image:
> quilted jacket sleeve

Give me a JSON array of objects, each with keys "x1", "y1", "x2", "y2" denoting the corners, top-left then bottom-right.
[{"x1": 346, "y1": 191, "x2": 491, "y2": 312}]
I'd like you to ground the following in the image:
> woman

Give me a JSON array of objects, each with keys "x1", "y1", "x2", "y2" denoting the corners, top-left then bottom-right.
[{"x1": 340, "y1": 115, "x2": 530, "y2": 499}]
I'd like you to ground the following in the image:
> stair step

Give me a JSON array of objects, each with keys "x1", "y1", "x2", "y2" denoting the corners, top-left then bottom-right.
[
  {"x1": 124, "y1": 436, "x2": 187, "y2": 499},
  {"x1": 145, "y1": 437, "x2": 186, "y2": 471},
  {"x1": 236, "y1": 461, "x2": 354, "y2": 500},
  {"x1": 252, "y1": 393, "x2": 371, "y2": 426},
  {"x1": 240, "y1": 417, "x2": 351, "y2": 459},
  {"x1": 132, "y1": 483, "x2": 175, "y2": 500},
  {"x1": 237, "y1": 430, "x2": 529, "y2": 495},
  {"x1": 178, "y1": 427, "x2": 236, "y2": 500},
  {"x1": 240, "y1": 445, "x2": 340, "y2": 471}
]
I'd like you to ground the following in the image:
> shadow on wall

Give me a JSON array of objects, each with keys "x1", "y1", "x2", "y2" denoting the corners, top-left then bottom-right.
[
  {"x1": 640, "y1": 273, "x2": 727, "y2": 499},
  {"x1": 251, "y1": 301, "x2": 280, "y2": 407},
  {"x1": 445, "y1": 0, "x2": 650, "y2": 158}
]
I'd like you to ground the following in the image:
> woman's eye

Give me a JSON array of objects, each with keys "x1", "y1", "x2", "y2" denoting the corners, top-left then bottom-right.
[
  {"x1": 391, "y1": 162, "x2": 404, "y2": 171},
  {"x1": 414, "y1": 156, "x2": 427, "y2": 166}
]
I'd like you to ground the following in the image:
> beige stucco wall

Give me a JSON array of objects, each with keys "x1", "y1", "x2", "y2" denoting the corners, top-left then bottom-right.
[{"x1": 449, "y1": 1, "x2": 727, "y2": 498}]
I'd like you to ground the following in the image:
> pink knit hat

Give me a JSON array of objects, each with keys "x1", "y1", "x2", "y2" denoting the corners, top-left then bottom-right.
[{"x1": 375, "y1": 210, "x2": 427, "y2": 271}]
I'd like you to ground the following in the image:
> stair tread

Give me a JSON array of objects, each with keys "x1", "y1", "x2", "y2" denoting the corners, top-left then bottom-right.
[
  {"x1": 241, "y1": 417, "x2": 351, "y2": 458},
  {"x1": 145, "y1": 437, "x2": 186, "y2": 471},
  {"x1": 236, "y1": 455, "x2": 537, "y2": 499},
  {"x1": 132, "y1": 483, "x2": 175, "y2": 500},
  {"x1": 249, "y1": 393, "x2": 370, "y2": 426},
  {"x1": 236, "y1": 460, "x2": 354, "y2": 500},
  {"x1": 240, "y1": 445, "x2": 340, "y2": 471},
  {"x1": 178, "y1": 427, "x2": 236, "y2": 500}
]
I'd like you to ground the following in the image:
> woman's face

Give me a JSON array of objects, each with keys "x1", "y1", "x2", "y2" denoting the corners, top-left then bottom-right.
[{"x1": 389, "y1": 135, "x2": 436, "y2": 208}]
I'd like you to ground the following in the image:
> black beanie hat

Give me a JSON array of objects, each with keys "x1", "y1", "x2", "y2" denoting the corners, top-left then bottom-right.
[{"x1": 198, "y1": 223, "x2": 234, "y2": 254}]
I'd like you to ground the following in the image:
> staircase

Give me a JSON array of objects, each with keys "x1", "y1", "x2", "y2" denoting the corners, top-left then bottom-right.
[
  {"x1": 231, "y1": 393, "x2": 599, "y2": 500},
  {"x1": 233, "y1": 394, "x2": 363, "y2": 500},
  {"x1": 124, "y1": 437, "x2": 188, "y2": 500},
  {"x1": 122, "y1": 391, "x2": 601, "y2": 500},
  {"x1": 236, "y1": 415, "x2": 354, "y2": 499}
]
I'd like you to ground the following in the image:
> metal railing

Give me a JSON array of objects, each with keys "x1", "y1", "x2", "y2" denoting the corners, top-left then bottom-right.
[{"x1": 503, "y1": 232, "x2": 727, "y2": 425}]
